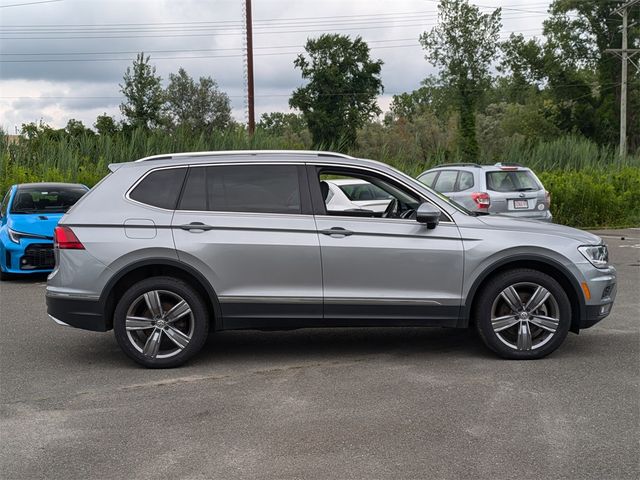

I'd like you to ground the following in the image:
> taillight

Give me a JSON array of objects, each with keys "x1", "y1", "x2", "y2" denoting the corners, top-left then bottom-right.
[
  {"x1": 545, "y1": 190, "x2": 551, "y2": 207},
  {"x1": 54, "y1": 226, "x2": 85, "y2": 250},
  {"x1": 471, "y1": 192, "x2": 490, "y2": 209}
]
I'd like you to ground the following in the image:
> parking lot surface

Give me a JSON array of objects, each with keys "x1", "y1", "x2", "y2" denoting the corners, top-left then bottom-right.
[{"x1": 1, "y1": 229, "x2": 639, "y2": 479}]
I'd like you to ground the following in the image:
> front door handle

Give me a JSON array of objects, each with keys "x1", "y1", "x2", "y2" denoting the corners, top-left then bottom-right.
[
  {"x1": 319, "y1": 227, "x2": 353, "y2": 237},
  {"x1": 179, "y1": 222, "x2": 214, "y2": 232}
]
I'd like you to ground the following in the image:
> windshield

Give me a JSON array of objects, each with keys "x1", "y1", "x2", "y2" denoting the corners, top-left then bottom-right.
[
  {"x1": 10, "y1": 186, "x2": 87, "y2": 214},
  {"x1": 337, "y1": 182, "x2": 393, "y2": 201}
]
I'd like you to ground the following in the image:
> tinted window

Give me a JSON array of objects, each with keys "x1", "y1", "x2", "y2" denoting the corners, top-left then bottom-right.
[
  {"x1": 433, "y1": 170, "x2": 458, "y2": 193},
  {"x1": 10, "y1": 186, "x2": 87, "y2": 214},
  {"x1": 486, "y1": 171, "x2": 541, "y2": 192},
  {"x1": 130, "y1": 168, "x2": 187, "y2": 209},
  {"x1": 179, "y1": 165, "x2": 301, "y2": 214},
  {"x1": 457, "y1": 171, "x2": 474, "y2": 191},
  {"x1": 418, "y1": 171, "x2": 438, "y2": 188}
]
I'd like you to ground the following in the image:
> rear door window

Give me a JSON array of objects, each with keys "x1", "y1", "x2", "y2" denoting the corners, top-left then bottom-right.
[
  {"x1": 486, "y1": 171, "x2": 541, "y2": 192},
  {"x1": 418, "y1": 171, "x2": 438, "y2": 188},
  {"x1": 178, "y1": 164, "x2": 301, "y2": 214},
  {"x1": 129, "y1": 168, "x2": 187, "y2": 209},
  {"x1": 433, "y1": 170, "x2": 458, "y2": 193}
]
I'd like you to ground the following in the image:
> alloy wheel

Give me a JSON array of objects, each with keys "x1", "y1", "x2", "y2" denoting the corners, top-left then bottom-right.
[
  {"x1": 490, "y1": 282, "x2": 560, "y2": 351},
  {"x1": 125, "y1": 290, "x2": 194, "y2": 359}
]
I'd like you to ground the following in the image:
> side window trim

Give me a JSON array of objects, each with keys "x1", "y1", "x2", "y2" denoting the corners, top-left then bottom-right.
[{"x1": 306, "y1": 164, "x2": 453, "y2": 223}]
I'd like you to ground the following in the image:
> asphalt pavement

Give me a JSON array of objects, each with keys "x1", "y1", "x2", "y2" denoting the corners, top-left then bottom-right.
[{"x1": 1, "y1": 229, "x2": 638, "y2": 479}]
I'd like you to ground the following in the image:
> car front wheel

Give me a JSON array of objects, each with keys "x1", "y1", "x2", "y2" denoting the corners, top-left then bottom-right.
[
  {"x1": 113, "y1": 276, "x2": 209, "y2": 368},
  {"x1": 474, "y1": 269, "x2": 571, "y2": 359}
]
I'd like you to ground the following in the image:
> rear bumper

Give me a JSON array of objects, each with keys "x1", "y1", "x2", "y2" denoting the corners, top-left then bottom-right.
[{"x1": 46, "y1": 294, "x2": 109, "y2": 332}]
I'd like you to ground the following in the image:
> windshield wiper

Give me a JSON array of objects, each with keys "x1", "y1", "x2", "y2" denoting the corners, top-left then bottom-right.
[{"x1": 514, "y1": 187, "x2": 536, "y2": 192}]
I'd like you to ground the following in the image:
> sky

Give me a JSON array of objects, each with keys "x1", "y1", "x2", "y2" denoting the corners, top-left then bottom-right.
[{"x1": 0, "y1": 0, "x2": 552, "y2": 132}]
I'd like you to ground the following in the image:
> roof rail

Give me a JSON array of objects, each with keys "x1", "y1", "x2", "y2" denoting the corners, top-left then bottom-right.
[
  {"x1": 433, "y1": 162, "x2": 482, "y2": 168},
  {"x1": 135, "y1": 150, "x2": 354, "y2": 162}
]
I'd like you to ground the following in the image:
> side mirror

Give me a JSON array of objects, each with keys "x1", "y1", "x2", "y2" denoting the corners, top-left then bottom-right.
[{"x1": 416, "y1": 203, "x2": 440, "y2": 229}]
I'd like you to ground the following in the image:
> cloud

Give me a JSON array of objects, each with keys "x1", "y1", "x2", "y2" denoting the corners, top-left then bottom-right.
[{"x1": 0, "y1": 0, "x2": 548, "y2": 130}]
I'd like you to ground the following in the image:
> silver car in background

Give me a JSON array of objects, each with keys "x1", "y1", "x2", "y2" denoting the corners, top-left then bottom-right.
[
  {"x1": 46, "y1": 151, "x2": 615, "y2": 368},
  {"x1": 417, "y1": 163, "x2": 552, "y2": 221}
]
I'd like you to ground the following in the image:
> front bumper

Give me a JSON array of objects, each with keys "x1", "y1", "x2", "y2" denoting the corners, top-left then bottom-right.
[
  {"x1": 46, "y1": 294, "x2": 109, "y2": 332},
  {"x1": 578, "y1": 265, "x2": 617, "y2": 329},
  {"x1": 1, "y1": 237, "x2": 55, "y2": 274}
]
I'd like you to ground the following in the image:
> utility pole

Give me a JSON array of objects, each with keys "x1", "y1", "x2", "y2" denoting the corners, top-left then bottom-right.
[
  {"x1": 245, "y1": 0, "x2": 255, "y2": 136},
  {"x1": 606, "y1": 0, "x2": 640, "y2": 158}
]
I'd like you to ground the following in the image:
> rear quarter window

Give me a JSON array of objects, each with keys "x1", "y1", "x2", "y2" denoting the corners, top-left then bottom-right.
[{"x1": 129, "y1": 168, "x2": 187, "y2": 209}]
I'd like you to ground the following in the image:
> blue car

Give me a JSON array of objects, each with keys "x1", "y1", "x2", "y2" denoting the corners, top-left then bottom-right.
[{"x1": 0, "y1": 182, "x2": 88, "y2": 280}]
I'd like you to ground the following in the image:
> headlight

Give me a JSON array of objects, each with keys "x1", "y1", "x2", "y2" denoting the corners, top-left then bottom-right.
[
  {"x1": 7, "y1": 228, "x2": 49, "y2": 244},
  {"x1": 578, "y1": 245, "x2": 609, "y2": 268},
  {"x1": 8, "y1": 228, "x2": 21, "y2": 244}
]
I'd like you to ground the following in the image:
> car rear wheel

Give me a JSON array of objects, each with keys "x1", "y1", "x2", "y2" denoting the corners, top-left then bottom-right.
[
  {"x1": 474, "y1": 269, "x2": 571, "y2": 359},
  {"x1": 113, "y1": 276, "x2": 209, "y2": 368}
]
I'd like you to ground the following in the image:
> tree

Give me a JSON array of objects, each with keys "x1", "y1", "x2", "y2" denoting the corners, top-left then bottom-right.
[
  {"x1": 500, "y1": 1, "x2": 640, "y2": 149},
  {"x1": 119, "y1": 53, "x2": 165, "y2": 129},
  {"x1": 257, "y1": 112, "x2": 307, "y2": 136},
  {"x1": 388, "y1": 76, "x2": 453, "y2": 122},
  {"x1": 165, "y1": 68, "x2": 232, "y2": 132},
  {"x1": 290, "y1": 34, "x2": 383, "y2": 148},
  {"x1": 65, "y1": 119, "x2": 94, "y2": 138},
  {"x1": 94, "y1": 113, "x2": 119, "y2": 136},
  {"x1": 420, "y1": 0, "x2": 501, "y2": 161}
]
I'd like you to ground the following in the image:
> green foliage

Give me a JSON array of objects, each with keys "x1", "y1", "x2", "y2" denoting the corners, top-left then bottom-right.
[
  {"x1": 94, "y1": 113, "x2": 119, "y2": 136},
  {"x1": 539, "y1": 168, "x2": 640, "y2": 228},
  {"x1": 290, "y1": 34, "x2": 383, "y2": 149},
  {"x1": 1, "y1": 128, "x2": 638, "y2": 228},
  {"x1": 420, "y1": 0, "x2": 502, "y2": 161},
  {"x1": 500, "y1": 1, "x2": 640, "y2": 149},
  {"x1": 165, "y1": 67, "x2": 231, "y2": 132},
  {"x1": 119, "y1": 53, "x2": 166, "y2": 129}
]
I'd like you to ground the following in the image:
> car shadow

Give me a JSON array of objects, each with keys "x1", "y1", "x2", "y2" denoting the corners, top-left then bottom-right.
[{"x1": 196, "y1": 326, "x2": 495, "y2": 364}]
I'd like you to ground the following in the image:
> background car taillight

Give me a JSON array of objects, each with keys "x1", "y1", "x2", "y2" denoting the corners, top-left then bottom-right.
[
  {"x1": 545, "y1": 190, "x2": 551, "y2": 206},
  {"x1": 54, "y1": 226, "x2": 84, "y2": 250},
  {"x1": 471, "y1": 192, "x2": 491, "y2": 209}
]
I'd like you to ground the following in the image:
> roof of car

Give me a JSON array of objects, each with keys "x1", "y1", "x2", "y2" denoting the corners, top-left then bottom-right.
[
  {"x1": 419, "y1": 163, "x2": 533, "y2": 175},
  {"x1": 108, "y1": 150, "x2": 394, "y2": 173}
]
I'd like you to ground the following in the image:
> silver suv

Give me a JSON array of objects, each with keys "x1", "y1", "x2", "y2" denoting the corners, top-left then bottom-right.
[
  {"x1": 47, "y1": 151, "x2": 616, "y2": 368},
  {"x1": 417, "y1": 163, "x2": 552, "y2": 221}
]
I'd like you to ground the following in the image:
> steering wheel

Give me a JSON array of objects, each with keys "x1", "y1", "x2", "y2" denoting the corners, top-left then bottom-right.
[{"x1": 382, "y1": 198, "x2": 399, "y2": 218}]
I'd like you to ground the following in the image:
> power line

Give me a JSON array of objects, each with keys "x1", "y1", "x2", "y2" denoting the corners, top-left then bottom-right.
[
  {"x1": 0, "y1": 32, "x2": 546, "y2": 63},
  {"x1": 0, "y1": 82, "x2": 621, "y2": 101}
]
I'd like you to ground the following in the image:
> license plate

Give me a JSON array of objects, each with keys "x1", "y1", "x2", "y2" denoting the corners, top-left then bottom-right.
[{"x1": 513, "y1": 200, "x2": 529, "y2": 209}]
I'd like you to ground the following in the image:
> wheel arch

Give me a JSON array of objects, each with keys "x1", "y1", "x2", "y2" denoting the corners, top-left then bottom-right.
[
  {"x1": 462, "y1": 255, "x2": 585, "y2": 334},
  {"x1": 99, "y1": 258, "x2": 223, "y2": 331}
]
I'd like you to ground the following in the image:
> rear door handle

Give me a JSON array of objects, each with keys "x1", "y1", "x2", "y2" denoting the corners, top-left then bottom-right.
[
  {"x1": 179, "y1": 222, "x2": 214, "y2": 232},
  {"x1": 319, "y1": 227, "x2": 353, "y2": 237}
]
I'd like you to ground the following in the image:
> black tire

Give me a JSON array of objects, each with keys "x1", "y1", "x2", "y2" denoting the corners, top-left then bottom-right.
[
  {"x1": 113, "y1": 276, "x2": 209, "y2": 368},
  {"x1": 474, "y1": 268, "x2": 571, "y2": 360}
]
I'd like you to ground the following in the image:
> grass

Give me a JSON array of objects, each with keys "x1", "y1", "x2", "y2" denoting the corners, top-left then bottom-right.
[{"x1": 1, "y1": 129, "x2": 639, "y2": 228}]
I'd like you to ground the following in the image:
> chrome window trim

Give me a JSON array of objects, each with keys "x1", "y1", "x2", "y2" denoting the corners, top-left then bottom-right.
[
  {"x1": 126, "y1": 162, "x2": 309, "y2": 215},
  {"x1": 308, "y1": 162, "x2": 455, "y2": 224}
]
